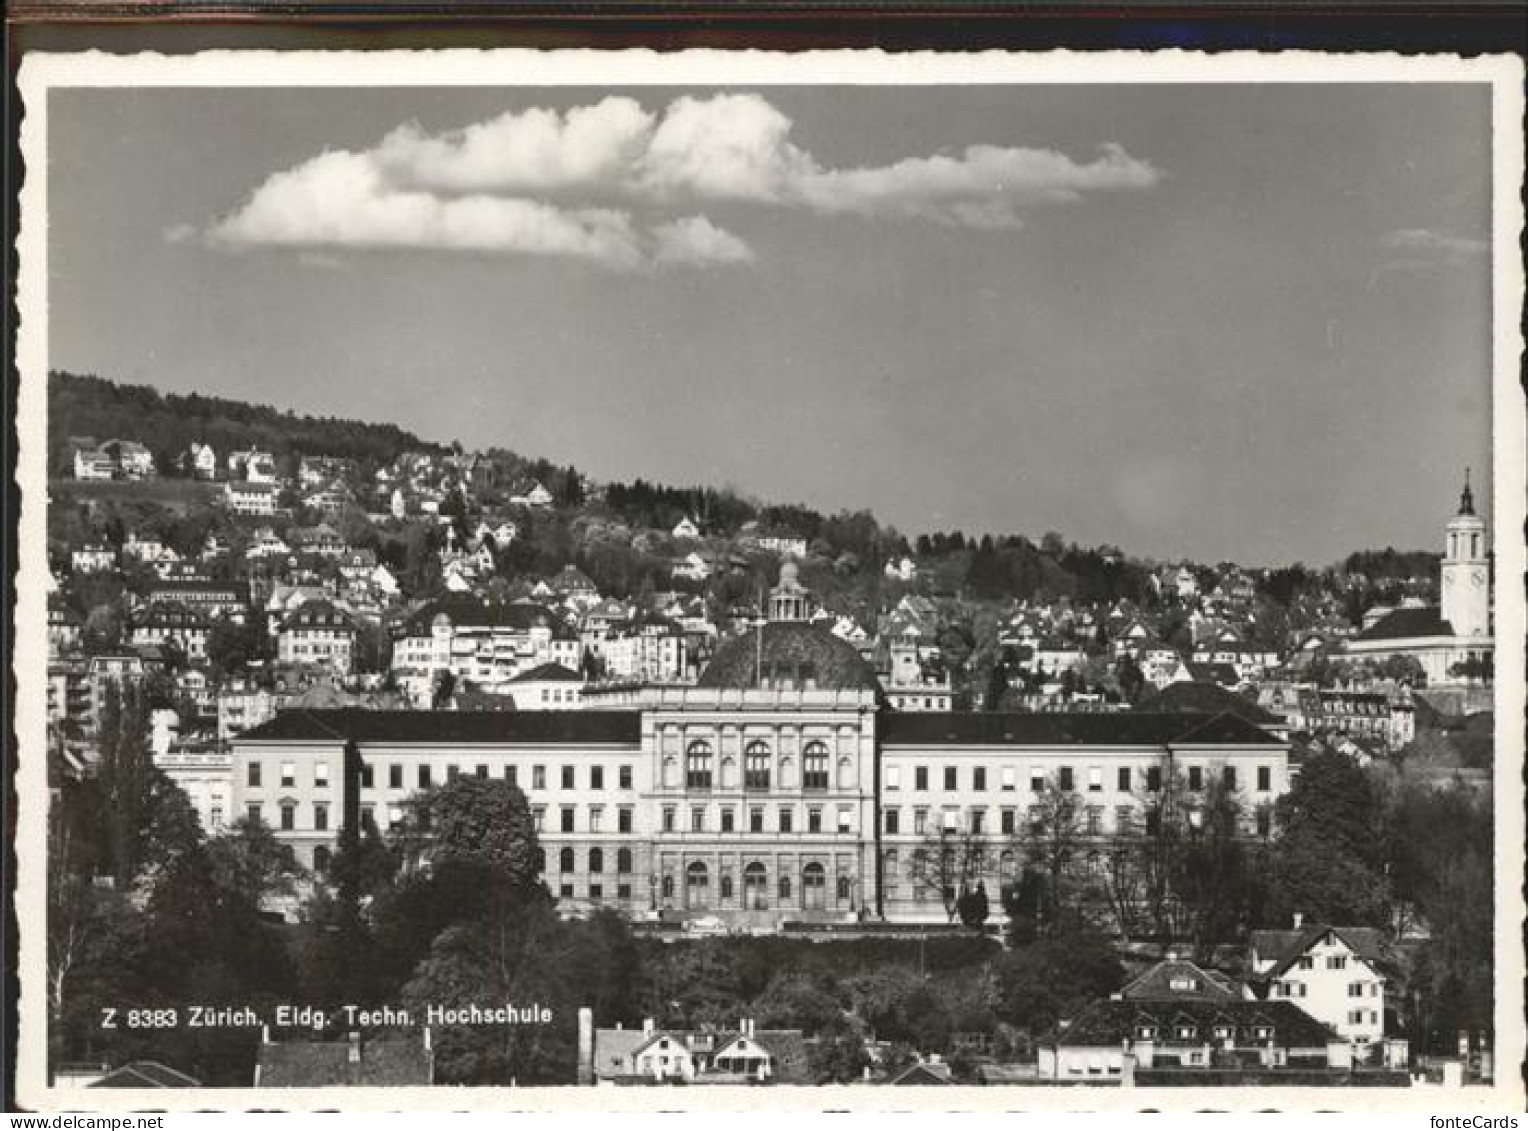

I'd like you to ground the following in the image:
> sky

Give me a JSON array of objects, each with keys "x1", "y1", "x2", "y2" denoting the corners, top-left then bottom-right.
[{"x1": 46, "y1": 82, "x2": 1495, "y2": 566}]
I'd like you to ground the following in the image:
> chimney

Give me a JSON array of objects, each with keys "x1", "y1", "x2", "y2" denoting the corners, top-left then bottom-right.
[
  {"x1": 577, "y1": 1008, "x2": 594, "y2": 1087},
  {"x1": 347, "y1": 1031, "x2": 361, "y2": 1065},
  {"x1": 1292, "y1": 911, "x2": 1304, "y2": 930},
  {"x1": 643, "y1": 1017, "x2": 655, "y2": 1036}
]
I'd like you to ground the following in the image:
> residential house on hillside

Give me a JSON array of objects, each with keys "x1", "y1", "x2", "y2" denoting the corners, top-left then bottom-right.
[
  {"x1": 509, "y1": 480, "x2": 554, "y2": 508},
  {"x1": 584, "y1": 1017, "x2": 807, "y2": 1086},
  {"x1": 1248, "y1": 918, "x2": 1405, "y2": 1066},
  {"x1": 504, "y1": 662, "x2": 585, "y2": 709},
  {"x1": 72, "y1": 444, "x2": 117, "y2": 481},
  {"x1": 147, "y1": 577, "x2": 249, "y2": 622},
  {"x1": 1038, "y1": 953, "x2": 1343, "y2": 1081},
  {"x1": 390, "y1": 597, "x2": 582, "y2": 705},
  {"x1": 277, "y1": 599, "x2": 356, "y2": 675},
  {"x1": 303, "y1": 480, "x2": 355, "y2": 514},
  {"x1": 672, "y1": 551, "x2": 712, "y2": 582},
  {"x1": 244, "y1": 527, "x2": 292, "y2": 561},
  {"x1": 130, "y1": 602, "x2": 212, "y2": 662},
  {"x1": 224, "y1": 480, "x2": 278, "y2": 517},
  {"x1": 672, "y1": 516, "x2": 701, "y2": 540},
  {"x1": 187, "y1": 441, "x2": 218, "y2": 480},
  {"x1": 71, "y1": 544, "x2": 117, "y2": 573},
  {"x1": 289, "y1": 523, "x2": 348, "y2": 559},
  {"x1": 227, "y1": 449, "x2": 277, "y2": 484},
  {"x1": 103, "y1": 439, "x2": 155, "y2": 480}
]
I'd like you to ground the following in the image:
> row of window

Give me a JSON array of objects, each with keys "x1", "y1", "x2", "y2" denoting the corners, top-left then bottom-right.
[
  {"x1": 657, "y1": 804, "x2": 853, "y2": 835},
  {"x1": 246, "y1": 801, "x2": 329, "y2": 831},
  {"x1": 887, "y1": 764, "x2": 1275, "y2": 793},
  {"x1": 677, "y1": 741, "x2": 834, "y2": 792},
  {"x1": 882, "y1": 804, "x2": 1273, "y2": 837},
  {"x1": 246, "y1": 760, "x2": 636, "y2": 792}
]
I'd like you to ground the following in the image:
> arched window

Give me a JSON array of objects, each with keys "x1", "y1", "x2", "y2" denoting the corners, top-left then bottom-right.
[
  {"x1": 686, "y1": 742, "x2": 714, "y2": 791},
  {"x1": 559, "y1": 847, "x2": 575, "y2": 873},
  {"x1": 617, "y1": 848, "x2": 633, "y2": 875},
  {"x1": 719, "y1": 756, "x2": 737, "y2": 791},
  {"x1": 662, "y1": 756, "x2": 679, "y2": 789},
  {"x1": 313, "y1": 845, "x2": 331, "y2": 874},
  {"x1": 802, "y1": 862, "x2": 826, "y2": 910},
  {"x1": 685, "y1": 861, "x2": 710, "y2": 909},
  {"x1": 589, "y1": 848, "x2": 604, "y2": 874},
  {"x1": 744, "y1": 862, "x2": 768, "y2": 910},
  {"x1": 836, "y1": 755, "x2": 855, "y2": 790},
  {"x1": 803, "y1": 743, "x2": 830, "y2": 791},
  {"x1": 745, "y1": 742, "x2": 772, "y2": 791}
]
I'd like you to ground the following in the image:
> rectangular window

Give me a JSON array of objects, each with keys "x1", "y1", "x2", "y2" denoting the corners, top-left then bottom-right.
[
  {"x1": 561, "y1": 765, "x2": 575, "y2": 790},
  {"x1": 662, "y1": 807, "x2": 676, "y2": 833},
  {"x1": 973, "y1": 767, "x2": 987, "y2": 791},
  {"x1": 691, "y1": 807, "x2": 705, "y2": 833},
  {"x1": 591, "y1": 766, "x2": 604, "y2": 790},
  {"x1": 944, "y1": 766, "x2": 958, "y2": 791},
  {"x1": 1348, "y1": 983, "x2": 1365, "y2": 997},
  {"x1": 1117, "y1": 767, "x2": 1132, "y2": 791},
  {"x1": 1059, "y1": 767, "x2": 1074, "y2": 791},
  {"x1": 1298, "y1": 956, "x2": 1314, "y2": 970},
  {"x1": 1328, "y1": 955, "x2": 1347, "y2": 970},
  {"x1": 1086, "y1": 807, "x2": 1102, "y2": 835},
  {"x1": 314, "y1": 761, "x2": 330, "y2": 788},
  {"x1": 281, "y1": 762, "x2": 296, "y2": 788},
  {"x1": 942, "y1": 808, "x2": 958, "y2": 832},
  {"x1": 617, "y1": 883, "x2": 632, "y2": 900},
  {"x1": 1001, "y1": 808, "x2": 1016, "y2": 835},
  {"x1": 751, "y1": 807, "x2": 765, "y2": 833},
  {"x1": 246, "y1": 803, "x2": 262, "y2": 824},
  {"x1": 247, "y1": 762, "x2": 262, "y2": 788},
  {"x1": 838, "y1": 806, "x2": 852, "y2": 834},
  {"x1": 1187, "y1": 766, "x2": 1203, "y2": 791},
  {"x1": 476, "y1": 764, "x2": 488, "y2": 779},
  {"x1": 390, "y1": 764, "x2": 403, "y2": 789},
  {"x1": 779, "y1": 808, "x2": 794, "y2": 834},
  {"x1": 1256, "y1": 808, "x2": 1271, "y2": 836},
  {"x1": 915, "y1": 766, "x2": 929, "y2": 791},
  {"x1": 280, "y1": 803, "x2": 295, "y2": 831},
  {"x1": 885, "y1": 809, "x2": 900, "y2": 835},
  {"x1": 970, "y1": 809, "x2": 985, "y2": 835},
  {"x1": 314, "y1": 803, "x2": 329, "y2": 831},
  {"x1": 589, "y1": 884, "x2": 603, "y2": 901},
  {"x1": 914, "y1": 808, "x2": 928, "y2": 835},
  {"x1": 561, "y1": 807, "x2": 575, "y2": 833},
  {"x1": 1030, "y1": 770, "x2": 1045, "y2": 793},
  {"x1": 418, "y1": 764, "x2": 433, "y2": 789},
  {"x1": 1115, "y1": 806, "x2": 1133, "y2": 833},
  {"x1": 447, "y1": 765, "x2": 460, "y2": 782},
  {"x1": 721, "y1": 808, "x2": 735, "y2": 833},
  {"x1": 533, "y1": 807, "x2": 545, "y2": 832},
  {"x1": 808, "y1": 808, "x2": 822, "y2": 834},
  {"x1": 1088, "y1": 767, "x2": 1102, "y2": 792},
  {"x1": 1147, "y1": 766, "x2": 1162, "y2": 792},
  {"x1": 590, "y1": 808, "x2": 603, "y2": 833},
  {"x1": 619, "y1": 765, "x2": 633, "y2": 790},
  {"x1": 886, "y1": 767, "x2": 901, "y2": 790},
  {"x1": 533, "y1": 765, "x2": 546, "y2": 790},
  {"x1": 1257, "y1": 766, "x2": 1272, "y2": 792},
  {"x1": 1223, "y1": 766, "x2": 1237, "y2": 790},
  {"x1": 560, "y1": 884, "x2": 574, "y2": 900},
  {"x1": 1001, "y1": 767, "x2": 1016, "y2": 791}
]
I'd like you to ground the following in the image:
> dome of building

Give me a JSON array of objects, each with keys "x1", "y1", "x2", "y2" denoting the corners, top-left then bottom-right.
[{"x1": 697, "y1": 621, "x2": 882, "y2": 692}]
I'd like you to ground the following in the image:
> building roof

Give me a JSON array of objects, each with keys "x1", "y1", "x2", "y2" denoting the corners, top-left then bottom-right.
[
  {"x1": 257, "y1": 1034, "x2": 432, "y2": 1086},
  {"x1": 879, "y1": 711, "x2": 1281, "y2": 748},
  {"x1": 88, "y1": 1061, "x2": 202, "y2": 1088},
  {"x1": 887, "y1": 1061, "x2": 955, "y2": 1085},
  {"x1": 1139, "y1": 683, "x2": 1283, "y2": 727},
  {"x1": 238, "y1": 707, "x2": 641, "y2": 745},
  {"x1": 1053, "y1": 998, "x2": 1332, "y2": 1050},
  {"x1": 1354, "y1": 605, "x2": 1454, "y2": 642},
  {"x1": 1118, "y1": 956, "x2": 1243, "y2": 1002},
  {"x1": 401, "y1": 596, "x2": 565, "y2": 636},
  {"x1": 698, "y1": 621, "x2": 882, "y2": 692},
  {"x1": 1251, "y1": 925, "x2": 1390, "y2": 979}
]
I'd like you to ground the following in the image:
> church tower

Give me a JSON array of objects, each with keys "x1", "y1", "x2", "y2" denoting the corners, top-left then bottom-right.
[{"x1": 1441, "y1": 469, "x2": 1490, "y2": 638}]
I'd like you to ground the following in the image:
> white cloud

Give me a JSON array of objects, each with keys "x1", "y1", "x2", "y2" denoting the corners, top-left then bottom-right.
[
  {"x1": 162, "y1": 223, "x2": 197, "y2": 244},
  {"x1": 205, "y1": 93, "x2": 1159, "y2": 267},
  {"x1": 653, "y1": 216, "x2": 755, "y2": 267}
]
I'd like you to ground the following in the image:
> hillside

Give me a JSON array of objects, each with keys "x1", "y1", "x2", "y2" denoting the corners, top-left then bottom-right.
[{"x1": 48, "y1": 371, "x2": 447, "y2": 476}]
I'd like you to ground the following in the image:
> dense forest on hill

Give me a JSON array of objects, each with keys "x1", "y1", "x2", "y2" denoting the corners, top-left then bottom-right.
[{"x1": 48, "y1": 371, "x2": 447, "y2": 475}]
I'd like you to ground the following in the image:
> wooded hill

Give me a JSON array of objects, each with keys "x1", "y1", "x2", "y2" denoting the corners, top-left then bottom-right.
[{"x1": 48, "y1": 370, "x2": 447, "y2": 476}]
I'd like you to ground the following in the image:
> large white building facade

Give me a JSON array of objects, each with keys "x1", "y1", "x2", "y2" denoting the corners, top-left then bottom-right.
[{"x1": 233, "y1": 568, "x2": 1292, "y2": 929}]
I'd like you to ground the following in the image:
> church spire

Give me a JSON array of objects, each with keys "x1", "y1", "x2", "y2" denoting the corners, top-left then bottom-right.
[{"x1": 1458, "y1": 467, "x2": 1475, "y2": 517}]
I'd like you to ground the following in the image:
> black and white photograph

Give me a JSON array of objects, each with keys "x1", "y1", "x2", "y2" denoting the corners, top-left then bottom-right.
[{"x1": 11, "y1": 48, "x2": 1526, "y2": 1111}]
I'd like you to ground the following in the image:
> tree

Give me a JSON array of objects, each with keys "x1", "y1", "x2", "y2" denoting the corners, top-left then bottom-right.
[
  {"x1": 807, "y1": 1016, "x2": 870, "y2": 1084},
  {"x1": 1006, "y1": 778, "x2": 1086, "y2": 935},
  {"x1": 206, "y1": 615, "x2": 270, "y2": 677},
  {"x1": 94, "y1": 680, "x2": 157, "y2": 889},
  {"x1": 907, "y1": 826, "x2": 990, "y2": 923},
  {"x1": 956, "y1": 883, "x2": 990, "y2": 930},
  {"x1": 992, "y1": 920, "x2": 1123, "y2": 1040}
]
